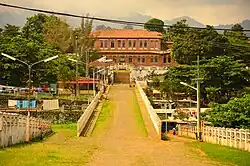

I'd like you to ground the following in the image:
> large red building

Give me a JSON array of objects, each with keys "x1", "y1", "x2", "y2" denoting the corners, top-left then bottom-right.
[{"x1": 91, "y1": 29, "x2": 176, "y2": 67}]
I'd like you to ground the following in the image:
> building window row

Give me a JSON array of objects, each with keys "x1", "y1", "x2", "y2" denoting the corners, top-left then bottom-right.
[
  {"x1": 110, "y1": 55, "x2": 171, "y2": 64},
  {"x1": 100, "y1": 39, "x2": 159, "y2": 49}
]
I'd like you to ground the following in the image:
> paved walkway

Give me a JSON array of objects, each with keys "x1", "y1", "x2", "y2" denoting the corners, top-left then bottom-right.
[{"x1": 87, "y1": 84, "x2": 222, "y2": 166}]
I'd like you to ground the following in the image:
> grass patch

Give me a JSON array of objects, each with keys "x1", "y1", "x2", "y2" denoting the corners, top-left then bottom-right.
[
  {"x1": 133, "y1": 90, "x2": 148, "y2": 137},
  {"x1": 92, "y1": 100, "x2": 113, "y2": 136},
  {"x1": 186, "y1": 141, "x2": 250, "y2": 166},
  {"x1": 0, "y1": 123, "x2": 96, "y2": 166},
  {"x1": 51, "y1": 123, "x2": 77, "y2": 137}
]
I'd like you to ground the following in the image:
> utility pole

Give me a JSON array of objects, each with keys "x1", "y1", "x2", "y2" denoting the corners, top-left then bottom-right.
[
  {"x1": 86, "y1": 49, "x2": 89, "y2": 95},
  {"x1": 197, "y1": 54, "x2": 201, "y2": 141},
  {"x1": 75, "y1": 35, "x2": 80, "y2": 97}
]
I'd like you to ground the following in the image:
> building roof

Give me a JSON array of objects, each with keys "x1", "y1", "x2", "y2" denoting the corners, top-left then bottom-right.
[
  {"x1": 91, "y1": 29, "x2": 162, "y2": 39},
  {"x1": 58, "y1": 78, "x2": 99, "y2": 84},
  {"x1": 89, "y1": 57, "x2": 115, "y2": 67}
]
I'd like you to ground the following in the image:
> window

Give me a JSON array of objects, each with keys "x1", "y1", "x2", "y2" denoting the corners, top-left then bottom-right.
[
  {"x1": 142, "y1": 56, "x2": 145, "y2": 63},
  {"x1": 128, "y1": 40, "x2": 132, "y2": 48},
  {"x1": 144, "y1": 40, "x2": 148, "y2": 48},
  {"x1": 137, "y1": 56, "x2": 141, "y2": 63},
  {"x1": 129, "y1": 56, "x2": 133, "y2": 63},
  {"x1": 111, "y1": 39, "x2": 115, "y2": 48},
  {"x1": 154, "y1": 56, "x2": 158, "y2": 63},
  {"x1": 118, "y1": 40, "x2": 121, "y2": 48},
  {"x1": 133, "y1": 40, "x2": 136, "y2": 48},
  {"x1": 151, "y1": 56, "x2": 154, "y2": 63},
  {"x1": 113, "y1": 56, "x2": 116, "y2": 63},
  {"x1": 122, "y1": 40, "x2": 126, "y2": 48},
  {"x1": 140, "y1": 40, "x2": 143, "y2": 48},
  {"x1": 168, "y1": 56, "x2": 171, "y2": 63},
  {"x1": 104, "y1": 40, "x2": 108, "y2": 48},
  {"x1": 150, "y1": 40, "x2": 154, "y2": 48},
  {"x1": 155, "y1": 40, "x2": 159, "y2": 49},
  {"x1": 163, "y1": 55, "x2": 167, "y2": 63},
  {"x1": 100, "y1": 40, "x2": 104, "y2": 48}
]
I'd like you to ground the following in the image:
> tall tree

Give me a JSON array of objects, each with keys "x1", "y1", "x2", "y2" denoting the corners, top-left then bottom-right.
[
  {"x1": 43, "y1": 15, "x2": 72, "y2": 53},
  {"x1": 224, "y1": 24, "x2": 250, "y2": 64},
  {"x1": 22, "y1": 14, "x2": 48, "y2": 41},
  {"x1": 144, "y1": 18, "x2": 166, "y2": 34},
  {"x1": 206, "y1": 94, "x2": 250, "y2": 129},
  {"x1": 168, "y1": 20, "x2": 228, "y2": 65}
]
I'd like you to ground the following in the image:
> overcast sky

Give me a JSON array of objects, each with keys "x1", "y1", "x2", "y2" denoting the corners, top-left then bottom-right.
[{"x1": 1, "y1": 0, "x2": 250, "y2": 25}]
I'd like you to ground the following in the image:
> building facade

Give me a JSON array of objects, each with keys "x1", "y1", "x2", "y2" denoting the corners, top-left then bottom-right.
[{"x1": 91, "y1": 29, "x2": 176, "y2": 67}]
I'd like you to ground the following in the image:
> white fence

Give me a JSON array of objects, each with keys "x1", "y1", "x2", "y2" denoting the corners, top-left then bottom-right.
[
  {"x1": 179, "y1": 124, "x2": 250, "y2": 152},
  {"x1": 0, "y1": 112, "x2": 51, "y2": 148},
  {"x1": 77, "y1": 91, "x2": 102, "y2": 137},
  {"x1": 136, "y1": 81, "x2": 161, "y2": 136}
]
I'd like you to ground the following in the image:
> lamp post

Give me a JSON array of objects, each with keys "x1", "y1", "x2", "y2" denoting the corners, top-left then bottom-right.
[
  {"x1": 1, "y1": 53, "x2": 58, "y2": 142},
  {"x1": 180, "y1": 81, "x2": 201, "y2": 140},
  {"x1": 68, "y1": 57, "x2": 109, "y2": 97}
]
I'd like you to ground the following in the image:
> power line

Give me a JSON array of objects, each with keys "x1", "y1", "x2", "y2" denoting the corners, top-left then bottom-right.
[{"x1": 1, "y1": 2, "x2": 250, "y2": 32}]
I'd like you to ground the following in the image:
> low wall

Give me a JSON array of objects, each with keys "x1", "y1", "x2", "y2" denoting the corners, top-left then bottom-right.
[
  {"x1": 136, "y1": 81, "x2": 161, "y2": 136},
  {"x1": 19, "y1": 111, "x2": 84, "y2": 124},
  {"x1": 0, "y1": 112, "x2": 51, "y2": 148},
  {"x1": 179, "y1": 124, "x2": 250, "y2": 152},
  {"x1": 77, "y1": 91, "x2": 103, "y2": 137}
]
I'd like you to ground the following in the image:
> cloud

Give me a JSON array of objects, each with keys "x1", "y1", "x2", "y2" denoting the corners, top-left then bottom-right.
[{"x1": 0, "y1": 0, "x2": 249, "y2": 25}]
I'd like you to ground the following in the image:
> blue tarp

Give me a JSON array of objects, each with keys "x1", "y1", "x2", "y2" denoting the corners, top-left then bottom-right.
[{"x1": 16, "y1": 100, "x2": 36, "y2": 108}]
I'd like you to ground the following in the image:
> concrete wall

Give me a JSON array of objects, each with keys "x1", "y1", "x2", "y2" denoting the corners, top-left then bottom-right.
[
  {"x1": 0, "y1": 112, "x2": 51, "y2": 148},
  {"x1": 77, "y1": 90, "x2": 103, "y2": 137},
  {"x1": 136, "y1": 81, "x2": 161, "y2": 136}
]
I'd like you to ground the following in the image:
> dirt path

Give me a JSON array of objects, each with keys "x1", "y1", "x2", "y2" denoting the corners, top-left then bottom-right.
[{"x1": 87, "y1": 84, "x2": 221, "y2": 166}]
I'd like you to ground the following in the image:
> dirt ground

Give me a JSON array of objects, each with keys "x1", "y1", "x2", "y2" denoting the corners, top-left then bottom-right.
[{"x1": 87, "y1": 84, "x2": 222, "y2": 166}]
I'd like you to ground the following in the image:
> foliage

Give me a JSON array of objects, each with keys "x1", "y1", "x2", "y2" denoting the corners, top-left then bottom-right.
[
  {"x1": 201, "y1": 56, "x2": 249, "y2": 103},
  {"x1": 43, "y1": 15, "x2": 72, "y2": 53},
  {"x1": 174, "y1": 111, "x2": 189, "y2": 120},
  {"x1": 0, "y1": 14, "x2": 95, "y2": 87},
  {"x1": 205, "y1": 94, "x2": 250, "y2": 129},
  {"x1": 168, "y1": 20, "x2": 228, "y2": 65},
  {"x1": 144, "y1": 18, "x2": 166, "y2": 34},
  {"x1": 161, "y1": 133, "x2": 169, "y2": 141}
]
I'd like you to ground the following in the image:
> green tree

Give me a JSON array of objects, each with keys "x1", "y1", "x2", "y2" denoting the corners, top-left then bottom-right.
[
  {"x1": 168, "y1": 21, "x2": 228, "y2": 65},
  {"x1": 144, "y1": 18, "x2": 166, "y2": 33},
  {"x1": 224, "y1": 24, "x2": 250, "y2": 64},
  {"x1": 206, "y1": 94, "x2": 250, "y2": 129},
  {"x1": 43, "y1": 15, "x2": 72, "y2": 53},
  {"x1": 202, "y1": 56, "x2": 249, "y2": 103},
  {"x1": 22, "y1": 14, "x2": 48, "y2": 41}
]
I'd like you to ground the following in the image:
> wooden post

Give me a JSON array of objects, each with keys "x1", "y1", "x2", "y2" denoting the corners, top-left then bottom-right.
[
  {"x1": 239, "y1": 129, "x2": 242, "y2": 149},
  {"x1": 225, "y1": 128, "x2": 228, "y2": 146},
  {"x1": 234, "y1": 129, "x2": 237, "y2": 148}
]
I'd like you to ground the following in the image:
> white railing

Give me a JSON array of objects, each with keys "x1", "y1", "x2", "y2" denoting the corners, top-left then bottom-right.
[
  {"x1": 179, "y1": 124, "x2": 250, "y2": 152},
  {"x1": 77, "y1": 91, "x2": 102, "y2": 137},
  {"x1": 136, "y1": 81, "x2": 161, "y2": 135},
  {"x1": 0, "y1": 112, "x2": 51, "y2": 148}
]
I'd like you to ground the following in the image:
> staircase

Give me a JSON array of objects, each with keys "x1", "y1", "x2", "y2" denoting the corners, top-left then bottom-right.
[{"x1": 114, "y1": 71, "x2": 130, "y2": 84}]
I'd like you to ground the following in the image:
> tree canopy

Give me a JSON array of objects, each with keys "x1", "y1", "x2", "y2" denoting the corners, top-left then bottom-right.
[
  {"x1": 0, "y1": 14, "x2": 96, "y2": 87},
  {"x1": 144, "y1": 18, "x2": 166, "y2": 34},
  {"x1": 205, "y1": 94, "x2": 250, "y2": 129}
]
